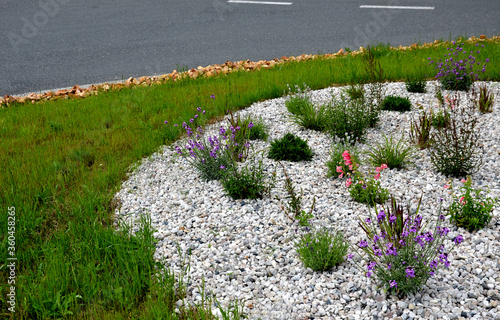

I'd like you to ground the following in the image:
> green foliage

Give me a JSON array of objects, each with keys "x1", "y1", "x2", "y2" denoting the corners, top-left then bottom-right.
[
  {"x1": 285, "y1": 95, "x2": 328, "y2": 131},
  {"x1": 349, "y1": 177, "x2": 390, "y2": 205},
  {"x1": 405, "y1": 78, "x2": 427, "y2": 93},
  {"x1": 326, "y1": 139, "x2": 361, "y2": 179},
  {"x1": 474, "y1": 85, "x2": 495, "y2": 113},
  {"x1": 441, "y1": 73, "x2": 473, "y2": 91},
  {"x1": 430, "y1": 106, "x2": 451, "y2": 129},
  {"x1": 410, "y1": 110, "x2": 433, "y2": 149},
  {"x1": 221, "y1": 157, "x2": 274, "y2": 200},
  {"x1": 429, "y1": 105, "x2": 483, "y2": 177},
  {"x1": 295, "y1": 227, "x2": 348, "y2": 271},
  {"x1": 268, "y1": 133, "x2": 314, "y2": 162},
  {"x1": 381, "y1": 96, "x2": 412, "y2": 112},
  {"x1": 366, "y1": 133, "x2": 416, "y2": 169},
  {"x1": 361, "y1": 46, "x2": 386, "y2": 127},
  {"x1": 352, "y1": 196, "x2": 463, "y2": 297},
  {"x1": 343, "y1": 83, "x2": 365, "y2": 101},
  {"x1": 248, "y1": 117, "x2": 269, "y2": 141},
  {"x1": 275, "y1": 163, "x2": 315, "y2": 226},
  {"x1": 446, "y1": 177, "x2": 498, "y2": 231},
  {"x1": 325, "y1": 94, "x2": 373, "y2": 142}
]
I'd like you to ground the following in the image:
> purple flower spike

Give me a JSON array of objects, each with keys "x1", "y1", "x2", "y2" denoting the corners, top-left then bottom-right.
[
  {"x1": 377, "y1": 210, "x2": 386, "y2": 222},
  {"x1": 164, "y1": 120, "x2": 168, "y2": 124},
  {"x1": 359, "y1": 240, "x2": 368, "y2": 248},
  {"x1": 405, "y1": 266, "x2": 415, "y2": 278},
  {"x1": 210, "y1": 94, "x2": 215, "y2": 99},
  {"x1": 389, "y1": 280, "x2": 397, "y2": 288}
]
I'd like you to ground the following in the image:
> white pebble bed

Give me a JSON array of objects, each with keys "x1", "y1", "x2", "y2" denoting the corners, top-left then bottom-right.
[{"x1": 114, "y1": 81, "x2": 500, "y2": 320}]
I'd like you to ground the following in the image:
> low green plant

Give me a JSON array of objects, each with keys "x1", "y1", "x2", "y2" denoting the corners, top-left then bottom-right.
[
  {"x1": 285, "y1": 95, "x2": 328, "y2": 131},
  {"x1": 381, "y1": 96, "x2": 412, "y2": 112},
  {"x1": 221, "y1": 156, "x2": 274, "y2": 200},
  {"x1": 343, "y1": 83, "x2": 366, "y2": 101},
  {"x1": 429, "y1": 104, "x2": 483, "y2": 177},
  {"x1": 350, "y1": 195, "x2": 464, "y2": 297},
  {"x1": 410, "y1": 109, "x2": 433, "y2": 149},
  {"x1": 405, "y1": 78, "x2": 427, "y2": 93},
  {"x1": 366, "y1": 133, "x2": 416, "y2": 169},
  {"x1": 247, "y1": 117, "x2": 269, "y2": 141},
  {"x1": 326, "y1": 138, "x2": 361, "y2": 179},
  {"x1": 275, "y1": 163, "x2": 315, "y2": 226},
  {"x1": 268, "y1": 133, "x2": 314, "y2": 162},
  {"x1": 445, "y1": 176, "x2": 498, "y2": 231},
  {"x1": 474, "y1": 85, "x2": 495, "y2": 113},
  {"x1": 430, "y1": 106, "x2": 451, "y2": 129},
  {"x1": 325, "y1": 94, "x2": 372, "y2": 142},
  {"x1": 295, "y1": 227, "x2": 348, "y2": 271},
  {"x1": 339, "y1": 150, "x2": 389, "y2": 205}
]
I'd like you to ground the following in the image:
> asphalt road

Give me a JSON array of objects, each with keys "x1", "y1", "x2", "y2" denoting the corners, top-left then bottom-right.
[{"x1": 1, "y1": 0, "x2": 499, "y2": 96}]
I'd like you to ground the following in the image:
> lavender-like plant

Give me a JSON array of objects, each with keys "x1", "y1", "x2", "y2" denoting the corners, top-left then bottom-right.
[
  {"x1": 428, "y1": 41, "x2": 489, "y2": 91},
  {"x1": 349, "y1": 196, "x2": 463, "y2": 297}
]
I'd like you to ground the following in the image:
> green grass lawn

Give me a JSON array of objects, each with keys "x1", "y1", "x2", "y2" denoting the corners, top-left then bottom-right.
[{"x1": 1, "y1": 38, "x2": 499, "y2": 319}]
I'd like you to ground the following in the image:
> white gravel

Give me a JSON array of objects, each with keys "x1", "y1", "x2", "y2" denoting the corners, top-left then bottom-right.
[{"x1": 114, "y1": 81, "x2": 500, "y2": 320}]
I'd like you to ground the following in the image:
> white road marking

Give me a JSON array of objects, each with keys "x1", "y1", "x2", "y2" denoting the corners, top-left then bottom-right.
[
  {"x1": 360, "y1": 5, "x2": 434, "y2": 10},
  {"x1": 228, "y1": 0, "x2": 293, "y2": 5}
]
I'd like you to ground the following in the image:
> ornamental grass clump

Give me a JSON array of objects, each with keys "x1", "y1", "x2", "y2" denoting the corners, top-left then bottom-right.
[
  {"x1": 296, "y1": 227, "x2": 349, "y2": 272},
  {"x1": 268, "y1": 133, "x2": 313, "y2": 162},
  {"x1": 350, "y1": 196, "x2": 464, "y2": 297},
  {"x1": 366, "y1": 133, "x2": 416, "y2": 170},
  {"x1": 409, "y1": 110, "x2": 433, "y2": 149},
  {"x1": 339, "y1": 150, "x2": 389, "y2": 205},
  {"x1": 473, "y1": 85, "x2": 495, "y2": 113},
  {"x1": 429, "y1": 41, "x2": 490, "y2": 91},
  {"x1": 445, "y1": 177, "x2": 498, "y2": 231},
  {"x1": 405, "y1": 77, "x2": 427, "y2": 93},
  {"x1": 285, "y1": 94, "x2": 328, "y2": 131}
]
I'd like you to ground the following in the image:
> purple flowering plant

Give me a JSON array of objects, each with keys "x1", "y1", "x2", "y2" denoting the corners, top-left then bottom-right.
[
  {"x1": 349, "y1": 195, "x2": 464, "y2": 297},
  {"x1": 428, "y1": 41, "x2": 489, "y2": 91}
]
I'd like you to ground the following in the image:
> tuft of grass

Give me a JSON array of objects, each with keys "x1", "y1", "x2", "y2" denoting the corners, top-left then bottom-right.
[
  {"x1": 405, "y1": 78, "x2": 427, "y2": 93},
  {"x1": 473, "y1": 84, "x2": 495, "y2": 113},
  {"x1": 285, "y1": 95, "x2": 328, "y2": 131},
  {"x1": 366, "y1": 133, "x2": 417, "y2": 169}
]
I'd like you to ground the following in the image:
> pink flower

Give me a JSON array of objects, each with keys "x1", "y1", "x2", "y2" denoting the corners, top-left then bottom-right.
[
  {"x1": 381, "y1": 164, "x2": 388, "y2": 170},
  {"x1": 342, "y1": 151, "x2": 351, "y2": 161},
  {"x1": 459, "y1": 196, "x2": 466, "y2": 205},
  {"x1": 339, "y1": 173, "x2": 344, "y2": 178},
  {"x1": 346, "y1": 178, "x2": 352, "y2": 187},
  {"x1": 460, "y1": 179, "x2": 467, "y2": 183},
  {"x1": 336, "y1": 166, "x2": 344, "y2": 173},
  {"x1": 349, "y1": 165, "x2": 353, "y2": 170},
  {"x1": 444, "y1": 185, "x2": 450, "y2": 189},
  {"x1": 345, "y1": 159, "x2": 352, "y2": 166},
  {"x1": 374, "y1": 173, "x2": 380, "y2": 180},
  {"x1": 375, "y1": 167, "x2": 381, "y2": 173}
]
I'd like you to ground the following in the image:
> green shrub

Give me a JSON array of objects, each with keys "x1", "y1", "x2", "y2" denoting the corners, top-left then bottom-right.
[
  {"x1": 325, "y1": 94, "x2": 373, "y2": 142},
  {"x1": 221, "y1": 157, "x2": 274, "y2": 200},
  {"x1": 295, "y1": 227, "x2": 348, "y2": 271},
  {"x1": 285, "y1": 95, "x2": 328, "y2": 131},
  {"x1": 429, "y1": 107, "x2": 483, "y2": 177},
  {"x1": 381, "y1": 96, "x2": 412, "y2": 112},
  {"x1": 405, "y1": 78, "x2": 427, "y2": 93},
  {"x1": 268, "y1": 133, "x2": 313, "y2": 162},
  {"x1": 326, "y1": 139, "x2": 361, "y2": 179},
  {"x1": 446, "y1": 177, "x2": 498, "y2": 231},
  {"x1": 366, "y1": 134, "x2": 416, "y2": 169}
]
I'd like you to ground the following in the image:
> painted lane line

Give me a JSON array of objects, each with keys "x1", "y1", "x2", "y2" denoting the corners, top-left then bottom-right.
[
  {"x1": 360, "y1": 5, "x2": 434, "y2": 10},
  {"x1": 228, "y1": 0, "x2": 293, "y2": 5}
]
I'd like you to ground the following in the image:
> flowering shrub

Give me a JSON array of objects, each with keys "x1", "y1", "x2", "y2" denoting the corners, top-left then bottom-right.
[
  {"x1": 295, "y1": 227, "x2": 348, "y2": 272},
  {"x1": 445, "y1": 177, "x2": 498, "y2": 231},
  {"x1": 326, "y1": 139, "x2": 361, "y2": 179},
  {"x1": 173, "y1": 108, "x2": 252, "y2": 181},
  {"x1": 429, "y1": 41, "x2": 489, "y2": 91},
  {"x1": 339, "y1": 151, "x2": 389, "y2": 205},
  {"x1": 350, "y1": 196, "x2": 464, "y2": 297}
]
